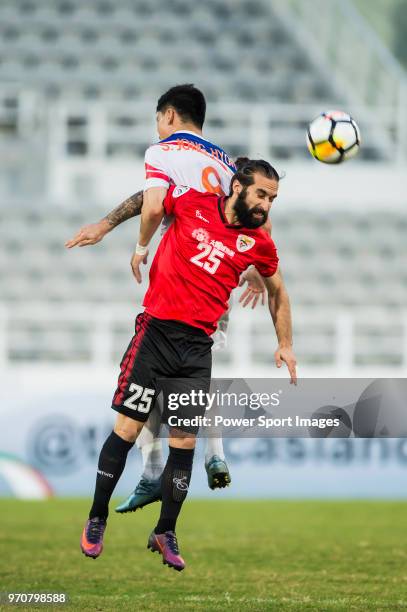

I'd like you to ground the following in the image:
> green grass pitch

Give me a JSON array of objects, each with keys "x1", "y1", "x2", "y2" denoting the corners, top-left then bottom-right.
[{"x1": 0, "y1": 499, "x2": 406, "y2": 611}]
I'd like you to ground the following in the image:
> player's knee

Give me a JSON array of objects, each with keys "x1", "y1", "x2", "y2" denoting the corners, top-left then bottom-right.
[
  {"x1": 168, "y1": 428, "x2": 196, "y2": 449},
  {"x1": 114, "y1": 415, "x2": 144, "y2": 443}
]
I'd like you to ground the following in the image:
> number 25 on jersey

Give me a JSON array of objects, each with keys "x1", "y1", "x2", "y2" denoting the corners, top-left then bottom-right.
[{"x1": 190, "y1": 243, "x2": 224, "y2": 275}]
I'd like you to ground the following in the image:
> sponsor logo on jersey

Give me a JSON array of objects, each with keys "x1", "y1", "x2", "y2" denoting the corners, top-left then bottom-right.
[
  {"x1": 192, "y1": 228, "x2": 235, "y2": 257},
  {"x1": 173, "y1": 185, "x2": 190, "y2": 198},
  {"x1": 196, "y1": 210, "x2": 209, "y2": 223},
  {"x1": 210, "y1": 239, "x2": 235, "y2": 258},
  {"x1": 192, "y1": 227, "x2": 210, "y2": 243},
  {"x1": 237, "y1": 235, "x2": 255, "y2": 253}
]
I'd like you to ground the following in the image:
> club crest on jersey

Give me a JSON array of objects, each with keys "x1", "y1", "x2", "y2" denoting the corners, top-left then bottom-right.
[
  {"x1": 192, "y1": 227, "x2": 210, "y2": 243},
  {"x1": 237, "y1": 234, "x2": 255, "y2": 253},
  {"x1": 173, "y1": 185, "x2": 190, "y2": 198}
]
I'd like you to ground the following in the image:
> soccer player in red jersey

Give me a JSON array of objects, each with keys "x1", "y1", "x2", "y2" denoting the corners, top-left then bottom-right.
[
  {"x1": 67, "y1": 86, "x2": 291, "y2": 506},
  {"x1": 80, "y1": 158, "x2": 297, "y2": 570}
]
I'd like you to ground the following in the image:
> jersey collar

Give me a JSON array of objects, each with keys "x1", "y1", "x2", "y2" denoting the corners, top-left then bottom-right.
[{"x1": 172, "y1": 129, "x2": 203, "y2": 137}]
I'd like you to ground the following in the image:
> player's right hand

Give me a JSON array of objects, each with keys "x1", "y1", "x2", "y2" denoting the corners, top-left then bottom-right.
[
  {"x1": 65, "y1": 220, "x2": 111, "y2": 248},
  {"x1": 131, "y1": 251, "x2": 149, "y2": 284}
]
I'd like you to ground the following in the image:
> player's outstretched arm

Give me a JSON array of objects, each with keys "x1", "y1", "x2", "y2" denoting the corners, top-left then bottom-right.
[
  {"x1": 65, "y1": 190, "x2": 144, "y2": 248},
  {"x1": 131, "y1": 186, "x2": 167, "y2": 283},
  {"x1": 263, "y1": 269, "x2": 297, "y2": 385}
]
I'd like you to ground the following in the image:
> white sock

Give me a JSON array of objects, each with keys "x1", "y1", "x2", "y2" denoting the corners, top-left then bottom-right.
[
  {"x1": 139, "y1": 439, "x2": 165, "y2": 480},
  {"x1": 205, "y1": 437, "x2": 225, "y2": 463},
  {"x1": 136, "y1": 411, "x2": 164, "y2": 480}
]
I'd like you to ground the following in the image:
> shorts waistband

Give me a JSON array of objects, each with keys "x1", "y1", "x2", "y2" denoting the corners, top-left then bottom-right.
[{"x1": 146, "y1": 314, "x2": 209, "y2": 337}]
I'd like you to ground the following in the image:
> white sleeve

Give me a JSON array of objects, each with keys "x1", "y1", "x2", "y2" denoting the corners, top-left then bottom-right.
[{"x1": 144, "y1": 145, "x2": 171, "y2": 190}]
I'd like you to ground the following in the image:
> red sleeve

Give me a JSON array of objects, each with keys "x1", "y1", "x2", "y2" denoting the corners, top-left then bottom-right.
[
  {"x1": 254, "y1": 236, "x2": 279, "y2": 277},
  {"x1": 163, "y1": 185, "x2": 176, "y2": 215},
  {"x1": 163, "y1": 185, "x2": 192, "y2": 215}
]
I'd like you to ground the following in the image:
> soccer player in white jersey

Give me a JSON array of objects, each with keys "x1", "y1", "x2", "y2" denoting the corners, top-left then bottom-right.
[{"x1": 66, "y1": 84, "x2": 293, "y2": 511}]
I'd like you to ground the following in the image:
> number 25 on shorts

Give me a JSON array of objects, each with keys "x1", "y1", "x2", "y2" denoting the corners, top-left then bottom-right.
[{"x1": 123, "y1": 383, "x2": 155, "y2": 413}]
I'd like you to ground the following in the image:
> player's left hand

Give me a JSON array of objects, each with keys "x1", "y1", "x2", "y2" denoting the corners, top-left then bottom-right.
[
  {"x1": 238, "y1": 267, "x2": 266, "y2": 309},
  {"x1": 131, "y1": 251, "x2": 148, "y2": 284},
  {"x1": 274, "y1": 345, "x2": 297, "y2": 385}
]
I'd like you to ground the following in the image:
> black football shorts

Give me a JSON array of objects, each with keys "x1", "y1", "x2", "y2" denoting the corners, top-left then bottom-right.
[{"x1": 112, "y1": 312, "x2": 213, "y2": 433}]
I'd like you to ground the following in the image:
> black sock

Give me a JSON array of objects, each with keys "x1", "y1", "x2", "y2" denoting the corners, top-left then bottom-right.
[
  {"x1": 89, "y1": 431, "x2": 134, "y2": 520},
  {"x1": 155, "y1": 446, "x2": 194, "y2": 534}
]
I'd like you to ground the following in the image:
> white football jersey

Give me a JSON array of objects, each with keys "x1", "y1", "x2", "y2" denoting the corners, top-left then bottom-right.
[
  {"x1": 144, "y1": 130, "x2": 236, "y2": 233},
  {"x1": 144, "y1": 130, "x2": 235, "y2": 194}
]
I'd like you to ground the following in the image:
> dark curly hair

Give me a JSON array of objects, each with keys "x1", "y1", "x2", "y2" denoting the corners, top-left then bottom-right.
[{"x1": 230, "y1": 157, "x2": 280, "y2": 195}]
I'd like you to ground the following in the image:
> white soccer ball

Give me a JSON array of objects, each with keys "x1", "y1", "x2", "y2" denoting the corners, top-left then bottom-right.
[{"x1": 306, "y1": 110, "x2": 361, "y2": 164}]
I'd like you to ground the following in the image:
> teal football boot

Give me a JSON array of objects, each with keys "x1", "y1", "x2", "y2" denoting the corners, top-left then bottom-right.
[
  {"x1": 115, "y1": 477, "x2": 161, "y2": 513},
  {"x1": 205, "y1": 455, "x2": 231, "y2": 490}
]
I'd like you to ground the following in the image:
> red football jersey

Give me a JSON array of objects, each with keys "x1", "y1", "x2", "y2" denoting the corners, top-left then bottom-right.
[{"x1": 143, "y1": 185, "x2": 279, "y2": 334}]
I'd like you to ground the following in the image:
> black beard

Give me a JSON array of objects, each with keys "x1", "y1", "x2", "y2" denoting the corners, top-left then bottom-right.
[{"x1": 233, "y1": 189, "x2": 268, "y2": 229}]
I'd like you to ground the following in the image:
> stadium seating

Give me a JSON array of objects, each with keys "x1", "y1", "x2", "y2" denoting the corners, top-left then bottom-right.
[
  {"x1": 0, "y1": 0, "x2": 405, "y2": 369},
  {"x1": 0, "y1": 0, "x2": 331, "y2": 103}
]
